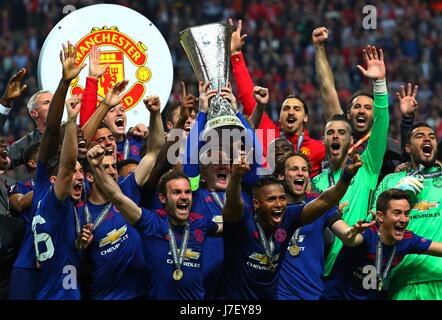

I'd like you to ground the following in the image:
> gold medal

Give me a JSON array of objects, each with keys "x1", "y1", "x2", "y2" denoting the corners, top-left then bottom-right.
[
  {"x1": 378, "y1": 280, "x2": 383, "y2": 292},
  {"x1": 289, "y1": 245, "x2": 300, "y2": 257},
  {"x1": 173, "y1": 269, "x2": 184, "y2": 281}
]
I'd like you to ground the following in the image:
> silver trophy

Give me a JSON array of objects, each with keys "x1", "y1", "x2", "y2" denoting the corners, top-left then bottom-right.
[{"x1": 180, "y1": 23, "x2": 245, "y2": 139}]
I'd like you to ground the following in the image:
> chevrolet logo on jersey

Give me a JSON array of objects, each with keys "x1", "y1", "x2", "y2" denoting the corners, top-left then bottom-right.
[
  {"x1": 249, "y1": 252, "x2": 280, "y2": 265},
  {"x1": 168, "y1": 249, "x2": 201, "y2": 260},
  {"x1": 412, "y1": 201, "x2": 439, "y2": 212},
  {"x1": 99, "y1": 225, "x2": 128, "y2": 247},
  {"x1": 212, "y1": 215, "x2": 223, "y2": 223}
]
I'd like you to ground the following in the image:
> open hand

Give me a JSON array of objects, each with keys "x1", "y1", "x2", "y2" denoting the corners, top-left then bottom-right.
[
  {"x1": 103, "y1": 80, "x2": 129, "y2": 108},
  {"x1": 356, "y1": 45, "x2": 386, "y2": 80},
  {"x1": 396, "y1": 83, "x2": 418, "y2": 117},
  {"x1": 1, "y1": 68, "x2": 27, "y2": 106},
  {"x1": 89, "y1": 45, "x2": 109, "y2": 79},
  {"x1": 60, "y1": 41, "x2": 87, "y2": 82}
]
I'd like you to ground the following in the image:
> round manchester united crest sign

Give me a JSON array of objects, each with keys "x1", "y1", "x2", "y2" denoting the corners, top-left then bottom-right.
[{"x1": 38, "y1": 4, "x2": 173, "y2": 128}]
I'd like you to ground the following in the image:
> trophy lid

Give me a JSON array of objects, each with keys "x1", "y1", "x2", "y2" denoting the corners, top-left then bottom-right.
[{"x1": 179, "y1": 23, "x2": 233, "y2": 91}]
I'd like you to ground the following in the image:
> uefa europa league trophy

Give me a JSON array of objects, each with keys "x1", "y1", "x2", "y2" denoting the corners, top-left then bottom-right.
[{"x1": 180, "y1": 23, "x2": 245, "y2": 139}]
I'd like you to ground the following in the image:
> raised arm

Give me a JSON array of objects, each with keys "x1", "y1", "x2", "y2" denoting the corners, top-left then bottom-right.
[
  {"x1": 357, "y1": 45, "x2": 389, "y2": 182},
  {"x1": 183, "y1": 81, "x2": 217, "y2": 178},
  {"x1": 301, "y1": 154, "x2": 362, "y2": 225},
  {"x1": 133, "y1": 95, "x2": 165, "y2": 186},
  {"x1": 426, "y1": 242, "x2": 442, "y2": 257},
  {"x1": 140, "y1": 100, "x2": 194, "y2": 207},
  {"x1": 312, "y1": 27, "x2": 342, "y2": 120},
  {"x1": 397, "y1": 83, "x2": 418, "y2": 160},
  {"x1": 87, "y1": 145, "x2": 141, "y2": 224},
  {"x1": 54, "y1": 95, "x2": 81, "y2": 201},
  {"x1": 39, "y1": 42, "x2": 86, "y2": 165},
  {"x1": 0, "y1": 68, "x2": 27, "y2": 129},
  {"x1": 82, "y1": 80, "x2": 129, "y2": 145},
  {"x1": 248, "y1": 86, "x2": 269, "y2": 130},
  {"x1": 221, "y1": 84, "x2": 263, "y2": 186},
  {"x1": 223, "y1": 154, "x2": 250, "y2": 223},
  {"x1": 229, "y1": 18, "x2": 256, "y2": 116},
  {"x1": 9, "y1": 190, "x2": 34, "y2": 214},
  {"x1": 331, "y1": 216, "x2": 375, "y2": 247},
  {"x1": 79, "y1": 45, "x2": 109, "y2": 127}
]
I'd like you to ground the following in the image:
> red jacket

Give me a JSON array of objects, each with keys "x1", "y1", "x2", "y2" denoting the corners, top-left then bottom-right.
[
  {"x1": 231, "y1": 52, "x2": 325, "y2": 177},
  {"x1": 79, "y1": 76, "x2": 99, "y2": 128}
]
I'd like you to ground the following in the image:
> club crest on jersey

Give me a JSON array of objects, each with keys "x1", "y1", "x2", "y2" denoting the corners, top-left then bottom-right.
[
  {"x1": 274, "y1": 228, "x2": 287, "y2": 243},
  {"x1": 299, "y1": 146, "x2": 310, "y2": 157},
  {"x1": 99, "y1": 225, "x2": 128, "y2": 247},
  {"x1": 71, "y1": 26, "x2": 151, "y2": 112}
]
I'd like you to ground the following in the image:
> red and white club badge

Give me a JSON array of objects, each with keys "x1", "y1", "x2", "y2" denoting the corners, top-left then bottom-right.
[{"x1": 38, "y1": 4, "x2": 173, "y2": 129}]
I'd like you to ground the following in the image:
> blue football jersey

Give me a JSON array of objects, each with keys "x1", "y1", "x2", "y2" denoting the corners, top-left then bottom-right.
[
  {"x1": 191, "y1": 187, "x2": 252, "y2": 299},
  {"x1": 322, "y1": 226, "x2": 432, "y2": 300},
  {"x1": 119, "y1": 172, "x2": 142, "y2": 206},
  {"x1": 33, "y1": 187, "x2": 82, "y2": 300},
  {"x1": 8, "y1": 179, "x2": 34, "y2": 223},
  {"x1": 278, "y1": 196, "x2": 341, "y2": 300},
  {"x1": 134, "y1": 208, "x2": 217, "y2": 300},
  {"x1": 14, "y1": 161, "x2": 52, "y2": 270},
  {"x1": 221, "y1": 204, "x2": 304, "y2": 300},
  {"x1": 78, "y1": 201, "x2": 148, "y2": 300},
  {"x1": 117, "y1": 135, "x2": 144, "y2": 162}
]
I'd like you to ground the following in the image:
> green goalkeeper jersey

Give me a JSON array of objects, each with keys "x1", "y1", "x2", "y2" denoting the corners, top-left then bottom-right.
[
  {"x1": 312, "y1": 93, "x2": 389, "y2": 276},
  {"x1": 372, "y1": 166, "x2": 442, "y2": 293}
]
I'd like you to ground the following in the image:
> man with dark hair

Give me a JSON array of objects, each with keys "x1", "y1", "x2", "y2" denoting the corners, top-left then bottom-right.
[
  {"x1": 268, "y1": 138, "x2": 294, "y2": 178},
  {"x1": 229, "y1": 19, "x2": 325, "y2": 178},
  {"x1": 313, "y1": 26, "x2": 401, "y2": 181},
  {"x1": 79, "y1": 154, "x2": 147, "y2": 299},
  {"x1": 323, "y1": 189, "x2": 442, "y2": 300},
  {"x1": 74, "y1": 94, "x2": 163, "y2": 300},
  {"x1": 116, "y1": 158, "x2": 139, "y2": 178},
  {"x1": 162, "y1": 82, "x2": 197, "y2": 135},
  {"x1": 220, "y1": 150, "x2": 361, "y2": 299},
  {"x1": 373, "y1": 122, "x2": 442, "y2": 300},
  {"x1": 9, "y1": 42, "x2": 87, "y2": 300},
  {"x1": 32, "y1": 91, "x2": 90, "y2": 299},
  {"x1": 312, "y1": 45, "x2": 390, "y2": 277},
  {"x1": 94, "y1": 123, "x2": 118, "y2": 158},
  {"x1": 87, "y1": 145, "x2": 221, "y2": 299}
]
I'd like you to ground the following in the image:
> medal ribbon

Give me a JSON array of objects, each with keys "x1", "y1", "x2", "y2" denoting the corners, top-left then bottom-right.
[
  {"x1": 73, "y1": 206, "x2": 81, "y2": 237},
  {"x1": 210, "y1": 191, "x2": 225, "y2": 210},
  {"x1": 254, "y1": 217, "x2": 275, "y2": 268},
  {"x1": 375, "y1": 231, "x2": 396, "y2": 291},
  {"x1": 296, "y1": 132, "x2": 304, "y2": 152},
  {"x1": 167, "y1": 221, "x2": 190, "y2": 273},
  {"x1": 84, "y1": 202, "x2": 113, "y2": 230},
  {"x1": 408, "y1": 164, "x2": 442, "y2": 179},
  {"x1": 290, "y1": 228, "x2": 301, "y2": 247},
  {"x1": 123, "y1": 138, "x2": 130, "y2": 160}
]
